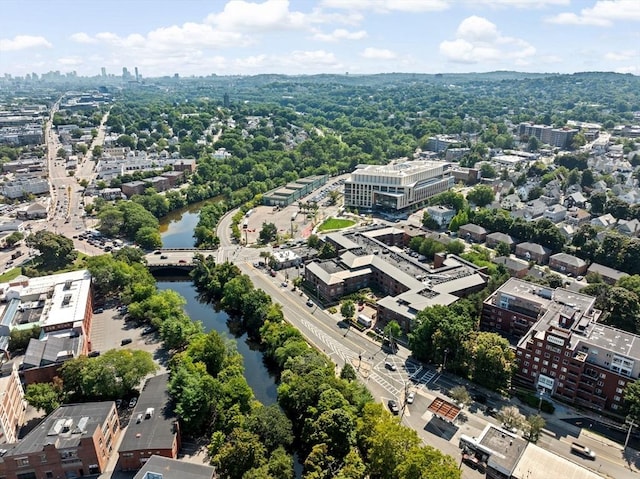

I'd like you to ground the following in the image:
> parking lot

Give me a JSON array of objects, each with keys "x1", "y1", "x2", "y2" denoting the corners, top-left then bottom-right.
[{"x1": 242, "y1": 176, "x2": 347, "y2": 245}]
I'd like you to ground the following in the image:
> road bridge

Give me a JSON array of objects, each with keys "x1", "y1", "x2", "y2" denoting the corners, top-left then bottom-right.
[{"x1": 144, "y1": 249, "x2": 217, "y2": 271}]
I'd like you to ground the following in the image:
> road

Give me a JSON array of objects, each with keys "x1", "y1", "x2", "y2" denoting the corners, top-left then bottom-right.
[{"x1": 241, "y1": 261, "x2": 636, "y2": 479}]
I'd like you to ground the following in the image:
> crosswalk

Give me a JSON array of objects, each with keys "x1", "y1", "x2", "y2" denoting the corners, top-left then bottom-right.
[{"x1": 297, "y1": 316, "x2": 440, "y2": 398}]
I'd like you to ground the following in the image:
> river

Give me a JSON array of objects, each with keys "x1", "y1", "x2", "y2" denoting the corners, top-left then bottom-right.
[{"x1": 158, "y1": 202, "x2": 278, "y2": 406}]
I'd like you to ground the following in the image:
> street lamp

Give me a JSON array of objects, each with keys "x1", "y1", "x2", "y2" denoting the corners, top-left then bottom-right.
[
  {"x1": 443, "y1": 348, "x2": 449, "y2": 371},
  {"x1": 537, "y1": 388, "x2": 545, "y2": 413}
]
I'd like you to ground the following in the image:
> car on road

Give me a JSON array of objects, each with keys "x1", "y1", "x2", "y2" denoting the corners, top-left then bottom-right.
[
  {"x1": 178, "y1": 259, "x2": 187, "y2": 264},
  {"x1": 576, "y1": 275, "x2": 584, "y2": 281},
  {"x1": 160, "y1": 255, "x2": 168, "y2": 259},
  {"x1": 388, "y1": 399, "x2": 400, "y2": 415},
  {"x1": 88, "y1": 350, "x2": 100, "y2": 358},
  {"x1": 153, "y1": 250, "x2": 162, "y2": 255},
  {"x1": 94, "y1": 308, "x2": 104, "y2": 314},
  {"x1": 306, "y1": 299, "x2": 314, "y2": 307},
  {"x1": 385, "y1": 361, "x2": 397, "y2": 371},
  {"x1": 128, "y1": 397, "x2": 138, "y2": 409},
  {"x1": 121, "y1": 338, "x2": 133, "y2": 346},
  {"x1": 281, "y1": 281, "x2": 288, "y2": 287},
  {"x1": 486, "y1": 407, "x2": 499, "y2": 416},
  {"x1": 406, "y1": 391, "x2": 415, "y2": 404}
]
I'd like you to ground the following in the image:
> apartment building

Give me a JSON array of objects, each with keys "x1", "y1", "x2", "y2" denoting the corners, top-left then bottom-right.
[
  {"x1": 518, "y1": 123, "x2": 579, "y2": 149},
  {"x1": 0, "y1": 402, "x2": 120, "y2": 479},
  {"x1": 0, "y1": 364, "x2": 25, "y2": 444},
  {"x1": 344, "y1": 161, "x2": 454, "y2": 212}
]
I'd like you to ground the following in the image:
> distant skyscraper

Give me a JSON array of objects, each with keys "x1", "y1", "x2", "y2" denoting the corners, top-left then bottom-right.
[
  {"x1": 223, "y1": 92, "x2": 230, "y2": 108},
  {"x1": 134, "y1": 67, "x2": 139, "y2": 81},
  {"x1": 122, "y1": 67, "x2": 130, "y2": 80},
  {"x1": 101, "y1": 67, "x2": 106, "y2": 77}
]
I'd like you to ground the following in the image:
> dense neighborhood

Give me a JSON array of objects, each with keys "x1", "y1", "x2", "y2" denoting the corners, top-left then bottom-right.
[{"x1": 0, "y1": 70, "x2": 638, "y2": 479}]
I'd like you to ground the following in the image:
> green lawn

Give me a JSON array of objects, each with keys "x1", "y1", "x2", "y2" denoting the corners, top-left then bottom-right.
[{"x1": 317, "y1": 217, "x2": 356, "y2": 232}]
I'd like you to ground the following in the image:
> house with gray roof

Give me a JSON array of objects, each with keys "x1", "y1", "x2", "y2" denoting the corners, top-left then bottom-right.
[
  {"x1": 549, "y1": 252, "x2": 588, "y2": 276},
  {"x1": 458, "y1": 223, "x2": 487, "y2": 243},
  {"x1": 133, "y1": 455, "x2": 215, "y2": 479},
  {"x1": 587, "y1": 262, "x2": 629, "y2": 285},
  {"x1": 515, "y1": 242, "x2": 551, "y2": 265},
  {"x1": 486, "y1": 232, "x2": 516, "y2": 251}
]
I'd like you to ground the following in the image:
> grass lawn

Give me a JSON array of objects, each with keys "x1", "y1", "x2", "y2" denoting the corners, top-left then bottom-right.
[
  {"x1": 318, "y1": 217, "x2": 356, "y2": 232},
  {"x1": 0, "y1": 268, "x2": 22, "y2": 283}
]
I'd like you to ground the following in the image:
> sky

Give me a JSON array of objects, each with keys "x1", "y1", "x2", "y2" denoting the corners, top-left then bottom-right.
[{"x1": 1, "y1": 0, "x2": 638, "y2": 78}]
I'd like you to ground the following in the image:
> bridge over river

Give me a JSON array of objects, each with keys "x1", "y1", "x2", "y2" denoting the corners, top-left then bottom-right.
[{"x1": 145, "y1": 249, "x2": 217, "y2": 271}]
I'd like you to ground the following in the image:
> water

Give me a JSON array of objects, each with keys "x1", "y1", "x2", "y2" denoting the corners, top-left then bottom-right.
[
  {"x1": 156, "y1": 280, "x2": 278, "y2": 406},
  {"x1": 158, "y1": 204, "x2": 279, "y2": 406},
  {"x1": 159, "y1": 204, "x2": 303, "y2": 477}
]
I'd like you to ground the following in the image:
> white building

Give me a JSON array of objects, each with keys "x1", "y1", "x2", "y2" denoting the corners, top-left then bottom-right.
[{"x1": 344, "y1": 160, "x2": 454, "y2": 212}]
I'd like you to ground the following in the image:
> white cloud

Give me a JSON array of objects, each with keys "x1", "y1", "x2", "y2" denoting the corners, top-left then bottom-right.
[
  {"x1": 57, "y1": 57, "x2": 84, "y2": 67},
  {"x1": 70, "y1": 32, "x2": 96, "y2": 44},
  {"x1": 320, "y1": 0, "x2": 449, "y2": 13},
  {"x1": 472, "y1": 0, "x2": 570, "y2": 7},
  {"x1": 605, "y1": 50, "x2": 638, "y2": 61},
  {"x1": 361, "y1": 47, "x2": 397, "y2": 60},
  {"x1": 616, "y1": 65, "x2": 640, "y2": 74},
  {"x1": 234, "y1": 50, "x2": 343, "y2": 73},
  {"x1": 205, "y1": 0, "x2": 307, "y2": 31},
  {"x1": 313, "y1": 28, "x2": 367, "y2": 42},
  {"x1": 0, "y1": 35, "x2": 52, "y2": 52},
  {"x1": 546, "y1": 0, "x2": 640, "y2": 27},
  {"x1": 439, "y1": 16, "x2": 536, "y2": 64}
]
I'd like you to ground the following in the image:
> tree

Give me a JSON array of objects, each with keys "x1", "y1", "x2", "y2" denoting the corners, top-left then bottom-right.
[
  {"x1": 213, "y1": 429, "x2": 267, "y2": 478},
  {"x1": 26, "y1": 230, "x2": 77, "y2": 268},
  {"x1": 135, "y1": 226, "x2": 162, "y2": 250},
  {"x1": 445, "y1": 240, "x2": 465, "y2": 255},
  {"x1": 525, "y1": 414, "x2": 546, "y2": 443},
  {"x1": 318, "y1": 242, "x2": 337, "y2": 259},
  {"x1": 25, "y1": 381, "x2": 63, "y2": 414},
  {"x1": 466, "y1": 332, "x2": 517, "y2": 391},
  {"x1": 467, "y1": 185, "x2": 495, "y2": 207},
  {"x1": 340, "y1": 364, "x2": 357, "y2": 381},
  {"x1": 328, "y1": 190, "x2": 341, "y2": 206},
  {"x1": 494, "y1": 241, "x2": 511, "y2": 258},
  {"x1": 56, "y1": 148, "x2": 67, "y2": 159},
  {"x1": 92, "y1": 145, "x2": 103, "y2": 158},
  {"x1": 449, "y1": 386, "x2": 471, "y2": 407},
  {"x1": 624, "y1": 379, "x2": 640, "y2": 423},
  {"x1": 341, "y1": 300, "x2": 356, "y2": 326},
  {"x1": 4, "y1": 231, "x2": 23, "y2": 247},
  {"x1": 8, "y1": 325, "x2": 40, "y2": 353},
  {"x1": 497, "y1": 406, "x2": 525, "y2": 430},
  {"x1": 259, "y1": 222, "x2": 278, "y2": 244},
  {"x1": 384, "y1": 320, "x2": 402, "y2": 353},
  {"x1": 245, "y1": 404, "x2": 294, "y2": 452},
  {"x1": 480, "y1": 163, "x2": 497, "y2": 178},
  {"x1": 395, "y1": 445, "x2": 461, "y2": 479},
  {"x1": 527, "y1": 136, "x2": 540, "y2": 152}
]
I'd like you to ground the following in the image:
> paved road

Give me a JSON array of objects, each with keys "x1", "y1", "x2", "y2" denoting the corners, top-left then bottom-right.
[{"x1": 243, "y1": 262, "x2": 636, "y2": 479}]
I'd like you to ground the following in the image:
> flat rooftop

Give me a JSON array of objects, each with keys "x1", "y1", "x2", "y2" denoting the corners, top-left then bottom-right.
[
  {"x1": 478, "y1": 425, "x2": 527, "y2": 476},
  {"x1": 512, "y1": 443, "x2": 604, "y2": 479}
]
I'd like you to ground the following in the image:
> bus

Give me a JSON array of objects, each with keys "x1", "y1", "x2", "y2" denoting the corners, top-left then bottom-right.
[{"x1": 243, "y1": 219, "x2": 249, "y2": 229}]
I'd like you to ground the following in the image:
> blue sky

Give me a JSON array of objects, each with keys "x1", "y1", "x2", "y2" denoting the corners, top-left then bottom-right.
[{"x1": 1, "y1": 0, "x2": 638, "y2": 77}]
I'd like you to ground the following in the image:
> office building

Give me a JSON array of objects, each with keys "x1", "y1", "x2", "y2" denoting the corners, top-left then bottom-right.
[
  {"x1": 343, "y1": 160, "x2": 454, "y2": 212},
  {"x1": 0, "y1": 364, "x2": 26, "y2": 444}
]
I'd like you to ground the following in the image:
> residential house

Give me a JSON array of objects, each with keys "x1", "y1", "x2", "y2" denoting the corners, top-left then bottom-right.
[
  {"x1": 587, "y1": 263, "x2": 628, "y2": 285},
  {"x1": 549, "y1": 253, "x2": 588, "y2": 277},
  {"x1": 500, "y1": 193, "x2": 523, "y2": 211},
  {"x1": 557, "y1": 223, "x2": 575, "y2": 241},
  {"x1": 524, "y1": 200, "x2": 546, "y2": 219},
  {"x1": 565, "y1": 192, "x2": 588, "y2": 208},
  {"x1": 425, "y1": 206, "x2": 456, "y2": 228},
  {"x1": 515, "y1": 242, "x2": 551, "y2": 265},
  {"x1": 543, "y1": 204, "x2": 567, "y2": 223},
  {"x1": 0, "y1": 402, "x2": 120, "y2": 478},
  {"x1": 121, "y1": 181, "x2": 147, "y2": 198},
  {"x1": 618, "y1": 219, "x2": 640, "y2": 237},
  {"x1": 458, "y1": 223, "x2": 487, "y2": 243},
  {"x1": 16, "y1": 203, "x2": 47, "y2": 220},
  {"x1": 486, "y1": 232, "x2": 516, "y2": 251},
  {"x1": 591, "y1": 213, "x2": 617, "y2": 229},
  {"x1": 566, "y1": 208, "x2": 591, "y2": 226},
  {"x1": 492, "y1": 256, "x2": 530, "y2": 279}
]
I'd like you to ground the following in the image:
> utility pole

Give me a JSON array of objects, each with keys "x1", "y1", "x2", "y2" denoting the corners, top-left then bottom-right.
[{"x1": 625, "y1": 418, "x2": 635, "y2": 449}]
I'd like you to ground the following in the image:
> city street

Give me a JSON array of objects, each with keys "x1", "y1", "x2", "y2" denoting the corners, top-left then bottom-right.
[{"x1": 242, "y1": 262, "x2": 638, "y2": 479}]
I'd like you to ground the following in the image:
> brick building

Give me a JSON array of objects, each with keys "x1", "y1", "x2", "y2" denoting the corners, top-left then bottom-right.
[
  {"x1": 118, "y1": 374, "x2": 180, "y2": 471},
  {"x1": 515, "y1": 242, "x2": 551, "y2": 265},
  {"x1": 0, "y1": 364, "x2": 25, "y2": 444},
  {"x1": 0, "y1": 402, "x2": 120, "y2": 479},
  {"x1": 549, "y1": 253, "x2": 588, "y2": 277}
]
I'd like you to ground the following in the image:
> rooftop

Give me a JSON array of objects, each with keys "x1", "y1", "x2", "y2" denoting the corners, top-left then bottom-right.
[
  {"x1": 512, "y1": 443, "x2": 604, "y2": 479},
  {"x1": 478, "y1": 425, "x2": 527, "y2": 476},
  {"x1": 133, "y1": 455, "x2": 215, "y2": 479},
  {"x1": 119, "y1": 374, "x2": 177, "y2": 453},
  {"x1": 5, "y1": 402, "x2": 114, "y2": 456}
]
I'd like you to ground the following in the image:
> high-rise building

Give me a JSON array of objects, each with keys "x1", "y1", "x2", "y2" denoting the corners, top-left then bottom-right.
[
  {"x1": 101, "y1": 67, "x2": 106, "y2": 77},
  {"x1": 134, "y1": 67, "x2": 139, "y2": 81},
  {"x1": 343, "y1": 160, "x2": 454, "y2": 212}
]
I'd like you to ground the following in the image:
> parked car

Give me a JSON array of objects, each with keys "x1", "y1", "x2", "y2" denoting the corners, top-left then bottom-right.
[
  {"x1": 94, "y1": 308, "x2": 104, "y2": 314},
  {"x1": 141, "y1": 326, "x2": 157, "y2": 336},
  {"x1": 160, "y1": 255, "x2": 168, "y2": 259},
  {"x1": 387, "y1": 399, "x2": 400, "y2": 415},
  {"x1": 306, "y1": 299, "x2": 314, "y2": 307},
  {"x1": 128, "y1": 397, "x2": 138, "y2": 408},
  {"x1": 121, "y1": 338, "x2": 133, "y2": 346},
  {"x1": 115, "y1": 399, "x2": 123, "y2": 408},
  {"x1": 406, "y1": 391, "x2": 415, "y2": 404},
  {"x1": 88, "y1": 350, "x2": 100, "y2": 358}
]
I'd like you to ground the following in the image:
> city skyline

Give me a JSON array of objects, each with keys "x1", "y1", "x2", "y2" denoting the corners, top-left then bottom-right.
[{"x1": 1, "y1": 0, "x2": 638, "y2": 78}]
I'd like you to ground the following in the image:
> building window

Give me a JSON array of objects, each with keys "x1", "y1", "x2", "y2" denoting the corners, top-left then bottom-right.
[
  {"x1": 544, "y1": 353, "x2": 551, "y2": 359},
  {"x1": 535, "y1": 349, "x2": 542, "y2": 355},
  {"x1": 620, "y1": 380, "x2": 627, "y2": 386},
  {"x1": 523, "y1": 368, "x2": 528, "y2": 374},
  {"x1": 534, "y1": 357, "x2": 540, "y2": 362},
  {"x1": 524, "y1": 361, "x2": 530, "y2": 367},
  {"x1": 543, "y1": 360, "x2": 549, "y2": 366},
  {"x1": 617, "y1": 388, "x2": 624, "y2": 394},
  {"x1": 563, "y1": 359, "x2": 569, "y2": 365},
  {"x1": 614, "y1": 395, "x2": 621, "y2": 402},
  {"x1": 597, "y1": 381, "x2": 604, "y2": 386},
  {"x1": 560, "y1": 375, "x2": 565, "y2": 380},
  {"x1": 46, "y1": 473, "x2": 53, "y2": 479},
  {"x1": 15, "y1": 458, "x2": 29, "y2": 467}
]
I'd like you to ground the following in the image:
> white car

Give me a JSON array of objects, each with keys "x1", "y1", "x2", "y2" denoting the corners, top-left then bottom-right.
[
  {"x1": 406, "y1": 391, "x2": 415, "y2": 404},
  {"x1": 281, "y1": 281, "x2": 288, "y2": 287}
]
